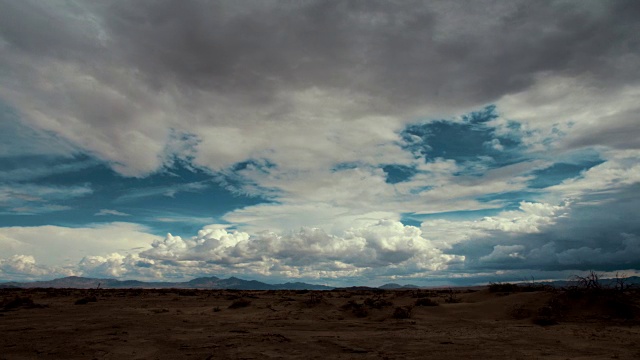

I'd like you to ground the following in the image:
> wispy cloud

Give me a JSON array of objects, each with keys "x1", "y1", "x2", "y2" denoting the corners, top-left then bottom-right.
[
  {"x1": 114, "y1": 181, "x2": 210, "y2": 202},
  {"x1": 0, "y1": 184, "x2": 92, "y2": 214},
  {"x1": 95, "y1": 209, "x2": 129, "y2": 217}
]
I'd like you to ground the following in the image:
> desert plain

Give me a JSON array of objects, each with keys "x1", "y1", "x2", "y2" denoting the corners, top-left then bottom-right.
[{"x1": 1, "y1": 286, "x2": 639, "y2": 359}]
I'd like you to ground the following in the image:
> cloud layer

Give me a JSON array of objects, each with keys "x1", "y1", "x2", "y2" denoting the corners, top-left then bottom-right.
[{"x1": 1, "y1": 1, "x2": 639, "y2": 284}]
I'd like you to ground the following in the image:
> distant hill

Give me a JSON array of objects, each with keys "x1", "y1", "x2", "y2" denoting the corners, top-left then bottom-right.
[{"x1": 0, "y1": 276, "x2": 333, "y2": 290}]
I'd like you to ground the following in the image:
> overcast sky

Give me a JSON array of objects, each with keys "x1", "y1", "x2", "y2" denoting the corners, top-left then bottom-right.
[{"x1": 1, "y1": 0, "x2": 639, "y2": 286}]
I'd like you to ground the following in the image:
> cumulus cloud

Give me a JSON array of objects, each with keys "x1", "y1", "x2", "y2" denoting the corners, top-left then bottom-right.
[
  {"x1": 0, "y1": 222, "x2": 160, "y2": 266},
  {"x1": 138, "y1": 220, "x2": 462, "y2": 279},
  {"x1": 0, "y1": 255, "x2": 74, "y2": 281}
]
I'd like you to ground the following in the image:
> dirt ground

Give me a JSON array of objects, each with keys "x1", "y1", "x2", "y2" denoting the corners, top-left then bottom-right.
[{"x1": 1, "y1": 287, "x2": 639, "y2": 359}]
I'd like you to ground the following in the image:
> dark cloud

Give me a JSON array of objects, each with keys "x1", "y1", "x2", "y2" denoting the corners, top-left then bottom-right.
[
  {"x1": 3, "y1": 0, "x2": 637, "y2": 113},
  {"x1": 452, "y1": 184, "x2": 640, "y2": 272}
]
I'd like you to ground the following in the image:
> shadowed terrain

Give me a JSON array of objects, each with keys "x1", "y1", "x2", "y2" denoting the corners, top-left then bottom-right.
[{"x1": 1, "y1": 286, "x2": 639, "y2": 359}]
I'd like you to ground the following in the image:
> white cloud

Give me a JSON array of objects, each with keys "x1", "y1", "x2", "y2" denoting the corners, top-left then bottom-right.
[
  {"x1": 421, "y1": 201, "x2": 570, "y2": 248},
  {"x1": 480, "y1": 245, "x2": 526, "y2": 263},
  {"x1": 0, "y1": 222, "x2": 160, "y2": 266},
  {"x1": 495, "y1": 74, "x2": 640, "y2": 153},
  {"x1": 0, "y1": 255, "x2": 74, "y2": 281},
  {"x1": 138, "y1": 220, "x2": 463, "y2": 279},
  {"x1": 544, "y1": 149, "x2": 640, "y2": 201},
  {"x1": 95, "y1": 209, "x2": 129, "y2": 216}
]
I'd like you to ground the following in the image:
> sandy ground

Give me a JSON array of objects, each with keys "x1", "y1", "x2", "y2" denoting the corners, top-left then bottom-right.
[{"x1": 1, "y1": 288, "x2": 639, "y2": 359}]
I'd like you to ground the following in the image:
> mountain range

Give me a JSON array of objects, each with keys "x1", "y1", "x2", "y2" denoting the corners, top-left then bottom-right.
[
  {"x1": 6, "y1": 275, "x2": 636, "y2": 290},
  {"x1": 0, "y1": 276, "x2": 335, "y2": 290}
]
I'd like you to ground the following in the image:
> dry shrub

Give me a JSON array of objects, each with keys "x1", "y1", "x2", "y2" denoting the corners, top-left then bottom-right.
[
  {"x1": 364, "y1": 295, "x2": 393, "y2": 309},
  {"x1": 392, "y1": 306, "x2": 413, "y2": 319},
  {"x1": 415, "y1": 297, "x2": 439, "y2": 307},
  {"x1": 341, "y1": 300, "x2": 369, "y2": 318},
  {"x1": 303, "y1": 292, "x2": 324, "y2": 307},
  {"x1": 228, "y1": 298, "x2": 252, "y2": 309},
  {"x1": 444, "y1": 289, "x2": 461, "y2": 303},
  {"x1": 74, "y1": 296, "x2": 97, "y2": 305},
  {"x1": 2, "y1": 296, "x2": 46, "y2": 311}
]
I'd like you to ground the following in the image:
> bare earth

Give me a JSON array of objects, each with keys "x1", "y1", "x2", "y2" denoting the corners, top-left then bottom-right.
[{"x1": 1, "y1": 288, "x2": 639, "y2": 359}]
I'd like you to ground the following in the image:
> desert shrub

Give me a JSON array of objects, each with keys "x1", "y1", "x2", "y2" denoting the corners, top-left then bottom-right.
[
  {"x1": 213, "y1": 306, "x2": 221, "y2": 312},
  {"x1": 74, "y1": 296, "x2": 97, "y2": 305},
  {"x1": 364, "y1": 296, "x2": 393, "y2": 309},
  {"x1": 341, "y1": 300, "x2": 369, "y2": 318},
  {"x1": 304, "y1": 292, "x2": 324, "y2": 306},
  {"x1": 392, "y1": 306, "x2": 413, "y2": 319},
  {"x1": 2, "y1": 296, "x2": 45, "y2": 311},
  {"x1": 444, "y1": 289, "x2": 461, "y2": 303},
  {"x1": 415, "y1": 298, "x2": 439, "y2": 307},
  {"x1": 228, "y1": 298, "x2": 252, "y2": 309}
]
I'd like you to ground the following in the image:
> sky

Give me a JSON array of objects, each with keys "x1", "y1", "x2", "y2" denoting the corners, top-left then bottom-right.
[{"x1": 0, "y1": 0, "x2": 639, "y2": 286}]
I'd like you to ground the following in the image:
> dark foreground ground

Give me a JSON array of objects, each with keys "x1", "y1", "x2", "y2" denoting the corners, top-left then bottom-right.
[{"x1": 1, "y1": 287, "x2": 639, "y2": 359}]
